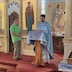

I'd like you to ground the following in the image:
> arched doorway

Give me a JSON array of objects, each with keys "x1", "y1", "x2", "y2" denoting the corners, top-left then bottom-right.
[{"x1": 9, "y1": 11, "x2": 19, "y2": 52}]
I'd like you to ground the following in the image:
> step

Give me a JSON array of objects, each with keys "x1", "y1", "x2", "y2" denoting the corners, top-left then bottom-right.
[
  {"x1": 0, "y1": 61, "x2": 17, "y2": 67},
  {"x1": 0, "y1": 64, "x2": 17, "y2": 72}
]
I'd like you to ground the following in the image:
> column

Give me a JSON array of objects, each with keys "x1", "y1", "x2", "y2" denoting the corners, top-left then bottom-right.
[
  {"x1": 4, "y1": 0, "x2": 9, "y2": 53},
  {"x1": 64, "y1": 0, "x2": 72, "y2": 38},
  {"x1": 63, "y1": 0, "x2": 72, "y2": 63}
]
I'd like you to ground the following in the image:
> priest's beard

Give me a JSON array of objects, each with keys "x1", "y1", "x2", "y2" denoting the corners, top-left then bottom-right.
[{"x1": 41, "y1": 21, "x2": 44, "y2": 22}]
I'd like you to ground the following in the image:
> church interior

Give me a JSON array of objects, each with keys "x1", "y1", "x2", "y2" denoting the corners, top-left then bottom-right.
[{"x1": 0, "y1": 0, "x2": 72, "y2": 72}]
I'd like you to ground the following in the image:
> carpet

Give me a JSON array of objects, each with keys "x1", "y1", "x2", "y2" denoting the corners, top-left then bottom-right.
[
  {"x1": 0, "y1": 67, "x2": 7, "y2": 72},
  {"x1": 0, "y1": 51, "x2": 63, "y2": 72}
]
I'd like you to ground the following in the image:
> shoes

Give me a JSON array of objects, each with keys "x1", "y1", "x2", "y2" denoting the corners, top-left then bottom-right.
[
  {"x1": 45, "y1": 62, "x2": 49, "y2": 64},
  {"x1": 13, "y1": 58, "x2": 18, "y2": 61},
  {"x1": 13, "y1": 57, "x2": 22, "y2": 61},
  {"x1": 17, "y1": 58, "x2": 22, "y2": 60}
]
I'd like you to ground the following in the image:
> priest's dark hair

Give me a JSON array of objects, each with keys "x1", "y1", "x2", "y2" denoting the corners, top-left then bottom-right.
[
  {"x1": 40, "y1": 14, "x2": 46, "y2": 18},
  {"x1": 28, "y1": 2, "x2": 31, "y2": 4}
]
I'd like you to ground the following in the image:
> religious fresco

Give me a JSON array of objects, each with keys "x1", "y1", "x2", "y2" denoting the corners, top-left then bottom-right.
[
  {"x1": 46, "y1": 2, "x2": 65, "y2": 36},
  {"x1": 22, "y1": 0, "x2": 37, "y2": 35},
  {"x1": 25, "y1": 2, "x2": 34, "y2": 33},
  {"x1": 51, "y1": 4, "x2": 65, "y2": 35}
]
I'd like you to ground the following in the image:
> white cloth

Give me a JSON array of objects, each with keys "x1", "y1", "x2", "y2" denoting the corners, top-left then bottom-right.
[{"x1": 42, "y1": 47, "x2": 50, "y2": 63}]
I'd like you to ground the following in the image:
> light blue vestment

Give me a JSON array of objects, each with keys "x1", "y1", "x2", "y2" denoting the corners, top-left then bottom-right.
[{"x1": 36, "y1": 21, "x2": 54, "y2": 60}]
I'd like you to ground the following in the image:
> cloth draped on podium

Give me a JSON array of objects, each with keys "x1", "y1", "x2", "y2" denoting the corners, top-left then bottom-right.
[
  {"x1": 27, "y1": 30, "x2": 54, "y2": 60},
  {"x1": 27, "y1": 31, "x2": 47, "y2": 45}
]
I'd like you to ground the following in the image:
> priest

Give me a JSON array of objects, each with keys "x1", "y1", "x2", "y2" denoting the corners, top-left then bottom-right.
[
  {"x1": 27, "y1": 14, "x2": 54, "y2": 66},
  {"x1": 33, "y1": 14, "x2": 54, "y2": 66}
]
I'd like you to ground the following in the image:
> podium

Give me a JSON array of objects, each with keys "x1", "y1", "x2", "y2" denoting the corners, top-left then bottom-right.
[
  {"x1": 27, "y1": 31, "x2": 47, "y2": 66},
  {"x1": 32, "y1": 40, "x2": 45, "y2": 66}
]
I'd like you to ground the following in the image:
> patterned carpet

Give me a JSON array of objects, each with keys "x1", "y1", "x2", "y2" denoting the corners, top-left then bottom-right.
[{"x1": 0, "y1": 52, "x2": 63, "y2": 72}]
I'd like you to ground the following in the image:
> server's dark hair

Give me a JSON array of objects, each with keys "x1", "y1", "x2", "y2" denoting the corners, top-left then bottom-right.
[{"x1": 13, "y1": 17, "x2": 18, "y2": 21}]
